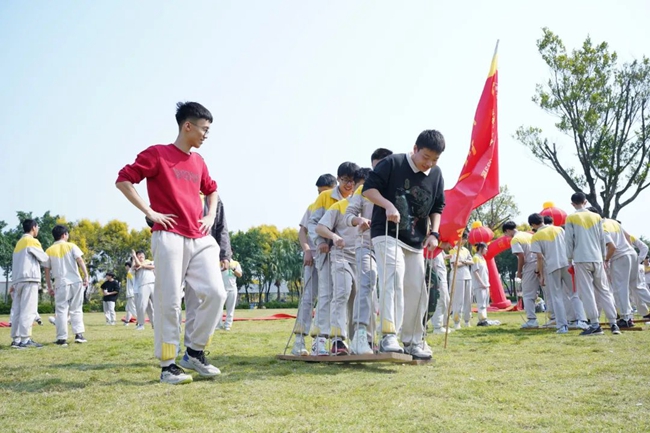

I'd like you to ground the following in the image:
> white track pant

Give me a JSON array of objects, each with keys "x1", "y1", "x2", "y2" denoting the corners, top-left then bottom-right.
[
  {"x1": 125, "y1": 296, "x2": 136, "y2": 322},
  {"x1": 152, "y1": 231, "x2": 226, "y2": 366},
  {"x1": 294, "y1": 264, "x2": 318, "y2": 335},
  {"x1": 352, "y1": 247, "x2": 376, "y2": 328},
  {"x1": 220, "y1": 289, "x2": 237, "y2": 328},
  {"x1": 608, "y1": 255, "x2": 635, "y2": 320},
  {"x1": 431, "y1": 265, "x2": 450, "y2": 329},
  {"x1": 103, "y1": 301, "x2": 116, "y2": 324},
  {"x1": 311, "y1": 251, "x2": 332, "y2": 337},
  {"x1": 632, "y1": 264, "x2": 650, "y2": 316},
  {"x1": 521, "y1": 265, "x2": 539, "y2": 321},
  {"x1": 10, "y1": 282, "x2": 38, "y2": 339},
  {"x1": 574, "y1": 262, "x2": 617, "y2": 324},
  {"x1": 329, "y1": 251, "x2": 356, "y2": 340},
  {"x1": 136, "y1": 284, "x2": 155, "y2": 327},
  {"x1": 373, "y1": 237, "x2": 427, "y2": 345},
  {"x1": 474, "y1": 287, "x2": 489, "y2": 321},
  {"x1": 54, "y1": 282, "x2": 84, "y2": 340},
  {"x1": 562, "y1": 279, "x2": 587, "y2": 322},
  {"x1": 452, "y1": 277, "x2": 472, "y2": 324},
  {"x1": 545, "y1": 268, "x2": 575, "y2": 328}
]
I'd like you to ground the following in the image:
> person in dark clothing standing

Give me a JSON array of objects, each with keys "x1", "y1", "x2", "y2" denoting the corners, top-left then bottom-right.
[
  {"x1": 362, "y1": 129, "x2": 446, "y2": 360},
  {"x1": 101, "y1": 272, "x2": 120, "y2": 325}
]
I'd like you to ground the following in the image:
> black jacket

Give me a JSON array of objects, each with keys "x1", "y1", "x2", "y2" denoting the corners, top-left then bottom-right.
[{"x1": 203, "y1": 196, "x2": 232, "y2": 261}]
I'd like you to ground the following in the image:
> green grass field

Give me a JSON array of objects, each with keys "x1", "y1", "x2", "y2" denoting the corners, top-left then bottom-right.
[{"x1": 1, "y1": 310, "x2": 649, "y2": 433}]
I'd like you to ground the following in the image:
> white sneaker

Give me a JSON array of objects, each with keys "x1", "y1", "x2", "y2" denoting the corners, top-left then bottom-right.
[
  {"x1": 521, "y1": 320, "x2": 539, "y2": 329},
  {"x1": 310, "y1": 336, "x2": 328, "y2": 356},
  {"x1": 542, "y1": 320, "x2": 557, "y2": 328},
  {"x1": 48, "y1": 316, "x2": 56, "y2": 325},
  {"x1": 464, "y1": 321, "x2": 471, "y2": 328},
  {"x1": 135, "y1": 325, "x2": 145, "y2": 331},
  {"x1": 576, "y1": 320, "x2": 590, "y2": 330},
  {"x1": 160, "y1": 364, "x2": 193, "y2": 385},
  {"x1": 422, "y1": 340, "x2": 433, "y2": 357},
  {"x1": 433, "y1": 327, "x2": 454, "y2": 334},
  {"x1": 290, "y1": 335, "x2": 309, "y2": 356},
  {"x1": 556, "y1": 325, "x2": 569, "y2": 334},
  {"x1": 179, "y1": 351, "x2": 221, "y2": 377},
  {"x1": 454, "y1": 322, "x2": 461, "y2": 330},
  {"x1": 350, "y1": 328, "x2": 373, "y2": 355},
  {"x1": 404, "y1": 341, "x2": 432, "y2": 360},
  {"x1": 379, "y1": 334, "x2": 404, "y2": 354}
]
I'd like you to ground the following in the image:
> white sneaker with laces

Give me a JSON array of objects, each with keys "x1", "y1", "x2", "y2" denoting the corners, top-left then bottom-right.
[
  {"x1": 160, "y1": 364, "x2": 193, "y2": 385},
  {"x1": 433, "y1": 327, "x2": 454, "y2": 334},
  {"x1": 404, "y1": 341, "x2": 432, "y2": 360},
  {"x1": 350, "y1": 328, "x2": 373, "y2": 355},
  {"x1": 179, "y1": 351, "x2": 221, "y2": 377},
  {"x1": 454, "y1": 322, "x2": 461, "y2": 330},
  {"x1": 379, "y1": 334, "x2": 404, "y2": 354},
  {"x1": 291, "y1": 334, "x2": 309, "y2": 356},
  {"x1": 556, "y1": 325, "x2": 569, "y2": 334},
  {"x1": 521, "y1": 319, "x2": 539, "y2": 329},
  {"x1": 576, "y1": 320, "x2": 590, "y2": 330},
  {"x1": 310, "y1": 336, "x2": 328, "y2": 356}
]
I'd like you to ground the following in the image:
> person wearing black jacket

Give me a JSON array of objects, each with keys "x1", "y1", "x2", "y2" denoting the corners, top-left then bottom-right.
[{"x1": 101, "y1": 272, "x2": 120, "y2": 325}]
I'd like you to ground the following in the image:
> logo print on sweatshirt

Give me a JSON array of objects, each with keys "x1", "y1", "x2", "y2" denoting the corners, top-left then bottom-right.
[{"x1": 172, "y1": 168, "x2": 200, "y2": 183}]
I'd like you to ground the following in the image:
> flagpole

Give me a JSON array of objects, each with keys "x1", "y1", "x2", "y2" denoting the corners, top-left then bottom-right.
[{"x1": 444, "y1": 239, "x2": 464, "y2": 349}]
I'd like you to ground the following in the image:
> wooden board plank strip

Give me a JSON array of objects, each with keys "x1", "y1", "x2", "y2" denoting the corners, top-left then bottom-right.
[{"x1": 276, "y1": 352, "x2": 414, "y2": 363}]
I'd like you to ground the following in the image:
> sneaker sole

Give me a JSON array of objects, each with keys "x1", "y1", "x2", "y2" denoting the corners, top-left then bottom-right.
[
  {"x1": 178, "y1": 359, "x2": 221, "y2": 377},
  {"x1": 161, "y1": 376, "x2": 193, "y2": 385}
]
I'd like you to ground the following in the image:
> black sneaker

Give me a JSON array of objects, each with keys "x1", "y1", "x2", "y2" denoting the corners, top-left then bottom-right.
[
  {"x1": 74, "y1": 334, "x2": 87, "y2": 343},
  {"x1": 643, "y1": 313, "x2": 650, "y2": 320},
  {"x1": 330, "y1": 339, "x2": 349, "y2": 355},
  {"x1": 160, "y1": 364, "x2": 193, "y2": 384},
  {"x1": 36, "y1": 318, "x2": 43, "y2": 326},
  {"x1": 617, "y1": 319, "x2": 632, "y2": 328},
  {"x1": 611, "y1": 324, "x2": 621, "y2": 335},
  {"x1": 54, "y1": 339, "x2": 68, "y2": 347},
  {"x1": 477, "y1": 320, "x2": 489, "y2": 327},
  {"x1": 10, "y1": 341, "x2": 22, "y2": 349},
  {"x1": 580, "y1": 326, "x2": 604, "y2": 336}
]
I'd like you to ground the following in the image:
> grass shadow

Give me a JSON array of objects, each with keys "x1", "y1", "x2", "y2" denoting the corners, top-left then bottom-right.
[
  {"x1": 49, "y1": 361, "x2": 151, "y2": 371},
  {"x1": 0, "y1": 377, "x2": 88, "y2": 393}
]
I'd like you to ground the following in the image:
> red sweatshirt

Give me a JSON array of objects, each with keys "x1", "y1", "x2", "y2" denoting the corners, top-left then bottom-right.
[{"x1": 116, "y1": 144, "x2": 217, "y2": 239}]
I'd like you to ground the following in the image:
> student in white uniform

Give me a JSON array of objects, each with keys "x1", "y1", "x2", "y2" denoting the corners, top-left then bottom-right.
[
  {"x1": 565, "y1": 192, "x2": 620, "y2": 335},
  {"x1": 472, "y1": 243, "x2": 491, "y2": 326},
  {"x1": 430, "y1": 248, "x2": 452, "y2": 334},
  {"x1": 308, "y1": 163, "x2": 359, "y2": 355},
  {"x1": 132, "y1": 249, "x2": 155, "y2": 331},
  {"x1": 344, "y1": 149, "x2": 393, "y2": 354},
  {"x1": 503, "y1": 221, "x2": 539, "y2": 328},
  {"x1": 290, "y1": 174, "x2": 336, "y2": 356},
  {"x1": 450, "y1": 234, "x2": 473, "y2": 329},
  {"x1": 9, "y1": 219, "x2": 49, "y2": 349},
  {"x1": 43, "y1": 225, "x2": 90, "y2": 346}
]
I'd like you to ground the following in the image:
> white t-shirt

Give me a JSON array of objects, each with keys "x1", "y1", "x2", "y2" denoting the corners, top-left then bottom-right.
[
  {"x1": 221, "y1": 260, "x2": 242, "y2": 292},
  {"x1": 135, "y1": 260, "x2": 155, "y2": 289},
  {"x1": 472, "y1": 254, "x2": 489, "y2": 289}
]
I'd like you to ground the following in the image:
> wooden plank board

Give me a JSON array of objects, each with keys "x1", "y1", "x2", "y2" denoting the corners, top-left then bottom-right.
[{"x1": 276, "y1": 352, "x2": 414, "y2": 364}]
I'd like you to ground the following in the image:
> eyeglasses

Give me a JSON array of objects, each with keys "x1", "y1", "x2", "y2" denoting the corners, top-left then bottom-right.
[
  {"x1": 189, "y1": 122, "x2": 210, "y2": 136},
  {"x1": 339, "y1": 177, "x2": 355, "y2": 185}
]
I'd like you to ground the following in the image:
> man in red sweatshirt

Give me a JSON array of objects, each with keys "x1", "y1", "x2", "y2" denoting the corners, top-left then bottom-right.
[{"x1": 116, "y1": 102, "x2": 226, "y2": 385}]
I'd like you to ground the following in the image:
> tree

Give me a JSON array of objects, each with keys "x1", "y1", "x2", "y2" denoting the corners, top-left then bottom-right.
[
  {"x1": 516, "y1": 28, "x2": 650, "y2": 218},
  {"x1": 469, "y1": 185, "x2": 519, "y2": 232},
  {"x1": 270, "y1": 229, "x2": 302, "y2": 302}
]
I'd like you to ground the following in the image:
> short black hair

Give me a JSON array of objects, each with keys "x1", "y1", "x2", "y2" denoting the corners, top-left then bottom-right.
[
  {"x1": 22, "y1": 219, "x2": 37, "y2": 233},
  {"x1": 175, "y1": 102, "x2": 213, "y2": 127},
  {"x1": 571, "y1": 192, "x2": 587, "y2": 205},
  {"x1": 315, "y1": 173, "x2": 337, "y2": 188},
  {"x1": 354, "y1": 167, "x2": 372, "y2": 183},
  {"x1": 337, "y1": 162, "x2": 360, "y2": 178},
  {"x1": 125, "y1": 261, "x2": 132, "y2": 267},
  {"x1": 135, "y1": 250, "x2": 145, "y2": 256},
  {"x1": 415, "y1": 130, "x2": 446, "y2": 153},
  {"x1": 543, "y1": 215, "x2": 554, "y2": 225},
  {"x1": 106, "y1": 272, "x2": 115, "y2": 278},
  {"x1": 475, "y1": 242, "x2": 487, "y2": 251},
  {"x1": 586, "y1": 206, "x2": 602, "y2": 217},
  {"x1": 502, "y1": 220, "x2": 517, "y2": 232},
  {"x1": 528, "y1": 213, "x2": 543, "y2": 226},
  {"x1": 370, "y1": 148, "x2": 393, "y2": 162},
  {"x1": 52, "y1": 224, "x2": 69, "y2": 241}
]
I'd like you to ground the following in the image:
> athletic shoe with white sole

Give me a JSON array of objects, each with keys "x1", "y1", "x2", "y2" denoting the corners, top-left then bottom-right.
[
  {"x1": 404, "y1": 342, "x2": 432, "y2": 360},
  {"x1": 521, "y1": 320, "x2": 539, "y2": 329},
  {"x1": 135, "y1": 325, "x2": 145, "y2": 331},
  {"x1": 74, "y1": 334, "x2": 87, "y2": 344},
  {"x1": 19, "y1": 339, "x2": 43, "y2": 348},
  {"x1": 54, "y1": 339, "x2": 69, "y2": 347},
  {"x1": 379, "y1": 334, "x2": 404, "y2": 354},
  {"x1": 310, "y1": 336, "x2": 328, "y2": 356},
  {"x1": 350, "y1": 328, "x2": 373, "y2": 355},
  {"x1": 556, "y1": 325, "x2": 569, "y2": 334},
  {"x1": 580, "y1": 325, "x2": 604, "y2": 336},
  {"x1": 160, "y1": 364, "x2": 193, "y2": 385},
  {"x1": 610, "y1": 324, "x2": 621, "y2": 335},
  {"x1": 290, "y1": 335, "x2": 309, "y2": 356},
  {"x1": 48, "y1": 316, "x2": 56, "y2": 325},
  {"x1": 179, "y1": 351, "x2": 221, "y2": 377},
  {"x1": 432, "y1": 327, "x2": 454, "y2": 334}
]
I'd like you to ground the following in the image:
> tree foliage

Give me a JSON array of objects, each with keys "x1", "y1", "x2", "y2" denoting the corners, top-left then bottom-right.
[
  {"x1": 469, "y1": 185, "x2": 519, "y2": 232},
  {"x1": 516, "y1": 28, "x2": 650, "y2": 218}
]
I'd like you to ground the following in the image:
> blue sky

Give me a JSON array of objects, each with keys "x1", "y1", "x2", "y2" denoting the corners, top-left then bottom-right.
[{"x1": 1, "y1": 0, "x2": 649, "y2": 238}]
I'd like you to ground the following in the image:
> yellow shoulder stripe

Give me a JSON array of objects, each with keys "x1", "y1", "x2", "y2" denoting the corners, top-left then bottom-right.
[
  {"x1": 14, "y1": 237, "x2": 43, "y2": 253},
  {"x1": 46, "y1": 242, "x2": 74, "y2": 259}
]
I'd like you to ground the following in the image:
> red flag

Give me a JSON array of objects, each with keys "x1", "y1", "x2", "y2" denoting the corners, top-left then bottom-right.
[{"x1": 439, "y1": 42, "x2": 500, "y2": 246}]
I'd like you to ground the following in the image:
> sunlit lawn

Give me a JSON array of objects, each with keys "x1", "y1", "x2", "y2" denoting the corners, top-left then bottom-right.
[{"x1": 1, "y1": 309, "x2": 649, "y2": 433}]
